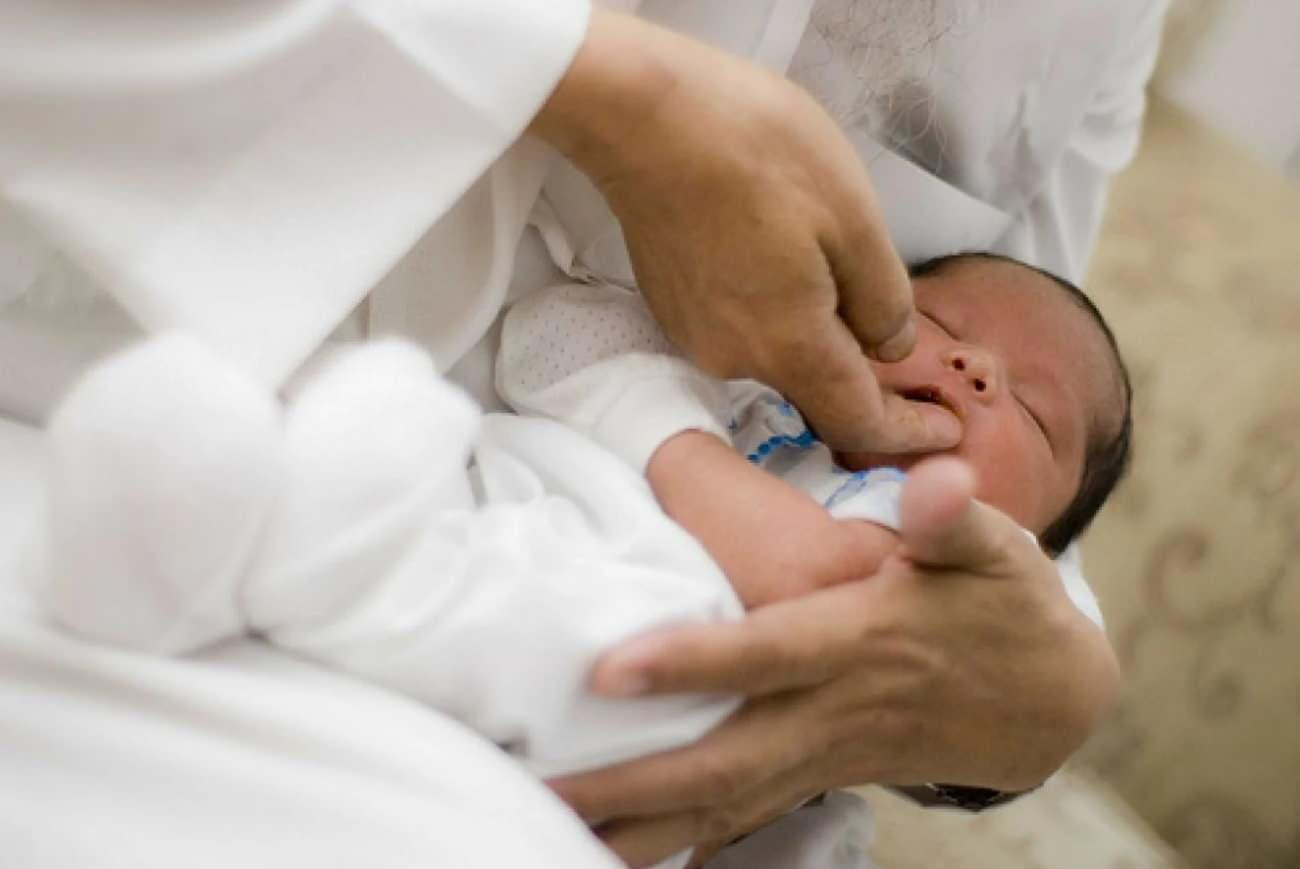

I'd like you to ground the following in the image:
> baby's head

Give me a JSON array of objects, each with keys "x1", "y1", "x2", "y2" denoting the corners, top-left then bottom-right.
[{"x1": 839, "y1": 253, "x2": 1133, "y2": 555}]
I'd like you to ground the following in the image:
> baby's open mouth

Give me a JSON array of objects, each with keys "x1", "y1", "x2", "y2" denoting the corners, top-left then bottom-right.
[
  {"x1": 900, "y1": 385, "x2": 963, "y2": 422},
  {"x1": 902, "y1": 386, "x2": 943, "y2": 405}
]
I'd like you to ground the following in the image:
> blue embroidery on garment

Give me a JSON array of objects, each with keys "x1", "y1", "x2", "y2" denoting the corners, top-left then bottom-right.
[
  {"x1": 823, "y1": 466, "x2": 905, "y2": 511},
  {"x1": 745, "y1": 429, "x2": 817, "y2": 464}
]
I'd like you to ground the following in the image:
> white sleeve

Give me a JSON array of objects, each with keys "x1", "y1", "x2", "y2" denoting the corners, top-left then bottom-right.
[
  {"x1": 36, "y1": 335, "x2": 740, "y2": 779},
  {"x1": 0, "y1": 0, "x2": 589, "y2": 385},
  {"x1": 1054, "y1": 543, "x2": 1106, "y2": 630},
  {"x1": 497, "y1": 281, "x2": 733, "y2": 472},
  {"x1": 995, "y1": 0, "x2": 1168, "y2": 281}
]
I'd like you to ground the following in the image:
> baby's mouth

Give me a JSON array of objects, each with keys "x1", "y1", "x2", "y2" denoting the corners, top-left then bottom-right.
[{"x1": 900, "y1": 385, "x2": 961, "y2": 421}]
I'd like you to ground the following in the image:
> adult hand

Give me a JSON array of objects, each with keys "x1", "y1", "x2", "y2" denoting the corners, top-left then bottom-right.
[
  {"x1": 530, "y1": 9, "x2": 961, "y2": 453},
  {"x1": 548, "y1": 459, "x2": 1120, "y2": 867}
]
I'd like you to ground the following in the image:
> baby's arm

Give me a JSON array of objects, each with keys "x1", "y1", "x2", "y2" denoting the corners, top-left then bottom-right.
[{"x1": 646, "y1": 429, "x2": 898, "y2": 608}]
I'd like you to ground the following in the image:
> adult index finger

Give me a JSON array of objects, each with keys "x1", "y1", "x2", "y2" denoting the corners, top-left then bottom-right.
[
  {"x1": 823, "y1": 202, "x2": 917, "y2": 364},
  {"x1": 765, "y1": 316, "x2": 961, "y2": 453},
  {"x1": 549, "y1": 692, "x2": 813, "y2": 823},
  {"x1": 588, "y1": 582, "x2": 875, "y2": 698}
]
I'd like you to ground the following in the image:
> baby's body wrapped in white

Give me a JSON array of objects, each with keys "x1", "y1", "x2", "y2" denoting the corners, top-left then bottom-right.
[{"x1": 37, "y1": 334, "x2": 744, "y2": 781}]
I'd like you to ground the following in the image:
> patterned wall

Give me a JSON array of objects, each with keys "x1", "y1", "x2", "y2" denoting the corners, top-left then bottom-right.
[
  {"x1": 862, "y1": 97, "x2": 1300, "y2": 869},
  {"x1": 1080, "y1": 98, "x2": 1300, "y2": 869}
]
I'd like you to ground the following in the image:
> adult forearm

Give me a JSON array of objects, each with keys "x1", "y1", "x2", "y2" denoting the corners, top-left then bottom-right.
[{"x1": 529, "y1": 8, "x2": 676, "y2": 183}]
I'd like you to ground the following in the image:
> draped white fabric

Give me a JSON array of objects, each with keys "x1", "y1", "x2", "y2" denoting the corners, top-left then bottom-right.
[
  {"x1": 36, "y1": 334, "x2": 741, "y2": 779},
  {"x1": 0, "y1": 0, "x2": 591, "y2": 387},
  {"x1": 0, "y1": 606, "x2": 624, "y2": 869}
]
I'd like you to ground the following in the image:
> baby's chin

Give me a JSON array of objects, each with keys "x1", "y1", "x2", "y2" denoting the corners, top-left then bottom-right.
[{"x1": 833, "y1": 450, "x2": 928, "y2": 474}]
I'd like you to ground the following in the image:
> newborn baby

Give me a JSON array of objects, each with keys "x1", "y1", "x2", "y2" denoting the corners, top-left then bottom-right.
[
  {"x1": 498, "y1": 252, "x2": 1132, "y2": 608},
  {"x1": 38, "y1": 250, "x2": 1130, "y2": 869},
  {"x1": 38, "y1": 251, "x2": 1127, "y2": 862}
]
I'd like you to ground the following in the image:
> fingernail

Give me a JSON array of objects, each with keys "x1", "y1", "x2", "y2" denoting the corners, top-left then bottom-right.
[
  {"x1": 870, "y1": 316, "x2": 916, "y2": 363},
  {"x1": 917, "y1": 407, "x2": 962, "y2": 447},
  {"x1": 933, "y1": 412, "x2": 962, "y2": 444},
  {"x1": 600, "y1": 671, "x2": 651, "y2": 697}
]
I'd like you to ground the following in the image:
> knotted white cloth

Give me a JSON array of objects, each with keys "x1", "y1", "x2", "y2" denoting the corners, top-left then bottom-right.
[{"x1": 34, "y1": 333, "x2": 741, "y2": 779}]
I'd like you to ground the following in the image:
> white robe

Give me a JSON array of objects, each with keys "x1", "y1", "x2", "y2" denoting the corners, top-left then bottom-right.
[{"x1": 0, "y1": 1, "x2": 1165, "y2": 865}]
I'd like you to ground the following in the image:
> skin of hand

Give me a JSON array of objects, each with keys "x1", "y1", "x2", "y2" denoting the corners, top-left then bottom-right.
[
  {"x1": 528, "y1": 8, "x2": 962, "y2": 453},
  {"x1": 645, "y1": 430, "x2": 898, "y2": 608},
  {"x1": 548, "y1": 458, "x2": 1121, "y2": 867}
]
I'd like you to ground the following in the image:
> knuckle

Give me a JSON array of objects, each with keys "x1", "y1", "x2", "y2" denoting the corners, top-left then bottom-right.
[
  {"x1": 775, "y1": 330, "x2": 826, "y2": 370},
  {"x1": 697, "y1": 805, "x2": 743, "y2": 842},
  {"x1": 750, "y1": 319, "x2": 821, "y2": 372},
  {"x1": 868, "y1": 302, "x2": 912, "y2": 345},
  {"x1": 857, "y1": 296, "x2": 920, "y2": 348},
  {"x1": 690, "y1": 346, "x2": 742, "y2": 380},
  {"x1": 684, "y1": 322, "x2": 754, "y2": 381},
  {"x1": 702, "y1": 738, "x2": 770, "y2": 796},
  {"x1": 743, "y1": 632, "x2": 803, "y2": 685},
  {"x1": 698, "y1": 753, "x2": 746, "y2": 797},
  {"x1": 637, "y1": 658, "x2": 682, "y2": 694}
]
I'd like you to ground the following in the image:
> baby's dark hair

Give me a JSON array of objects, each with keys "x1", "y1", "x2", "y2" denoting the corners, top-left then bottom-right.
[{"x1": 908, "y1": 252, "x2": 1133, "y2": 556}]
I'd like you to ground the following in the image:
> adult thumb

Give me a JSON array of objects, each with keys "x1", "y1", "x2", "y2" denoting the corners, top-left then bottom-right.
[
  {"x1": 897, "y1": 457, "x2": 1029, "y2": 572},
  {"x1": 767, "y1": 317, "x2": 963, "y2": 453},
  {"x1": 828, "y1": 220, "x2": 917, "y2": 364}
]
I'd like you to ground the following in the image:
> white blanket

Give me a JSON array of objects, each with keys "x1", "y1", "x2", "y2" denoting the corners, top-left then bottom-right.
[
  {"x1": 0, "y1": 413, "x2": 623, "y2": 868},
  {"x1": 31, "y1": 333, "x2": 743, "y2": 779}
]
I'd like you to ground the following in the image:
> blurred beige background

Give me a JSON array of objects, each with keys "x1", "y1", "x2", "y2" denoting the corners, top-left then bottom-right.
[
  {"x1": 1156, "y1": 0, "x2": 1300, "y2": 179},
  {"x1": 859, "y1": 6, "x2": 1300, "y2": 867},
  {"x1": 1078, "y1": 94, "x2": 1300, "y2": 869}
]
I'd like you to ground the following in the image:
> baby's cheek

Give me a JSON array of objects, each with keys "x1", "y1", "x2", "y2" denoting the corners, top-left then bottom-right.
[{"x1": 965, "y1": 435, "x2": 1046, "y2": 531}]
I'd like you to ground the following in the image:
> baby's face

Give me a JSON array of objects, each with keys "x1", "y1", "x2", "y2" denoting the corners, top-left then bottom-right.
[{"x1": 838, "y1": 257, "x2": 1122, "y2": 535}]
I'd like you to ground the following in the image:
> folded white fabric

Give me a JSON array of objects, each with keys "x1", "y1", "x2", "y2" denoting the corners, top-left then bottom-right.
[
  {"x1": 35, "y1": 333, "x2": 741, "y2": 778},
  {"x1": 498, "y1": 279, "x2": 734, "y2": 473},
  {"x1": 704, "y1": 791, "x2": 878, "y2": 869}
]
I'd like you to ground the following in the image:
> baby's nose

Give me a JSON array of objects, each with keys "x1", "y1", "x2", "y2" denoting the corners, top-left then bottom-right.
[{"x1": 944, "y1": 347, "x2": 999, "y2": 400}]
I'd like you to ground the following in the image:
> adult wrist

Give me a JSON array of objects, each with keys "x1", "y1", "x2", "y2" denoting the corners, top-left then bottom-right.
[
  {"x1": 888, "y1": 783, "x2": 1034, "y2": 813},
  {"x1": 528, "y1": 7, "x2": 678, "y2": 184}
]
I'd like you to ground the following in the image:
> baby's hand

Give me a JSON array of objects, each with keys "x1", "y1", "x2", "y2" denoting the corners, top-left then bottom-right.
[{"x1": 646, "y1": 431, "x2": 897, "y2": 607}]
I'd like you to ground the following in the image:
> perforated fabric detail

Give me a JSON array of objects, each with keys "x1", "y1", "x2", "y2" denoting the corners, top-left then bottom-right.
[{"x1": 502, "y1": 282, "x2": 677, "y2": 395}]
